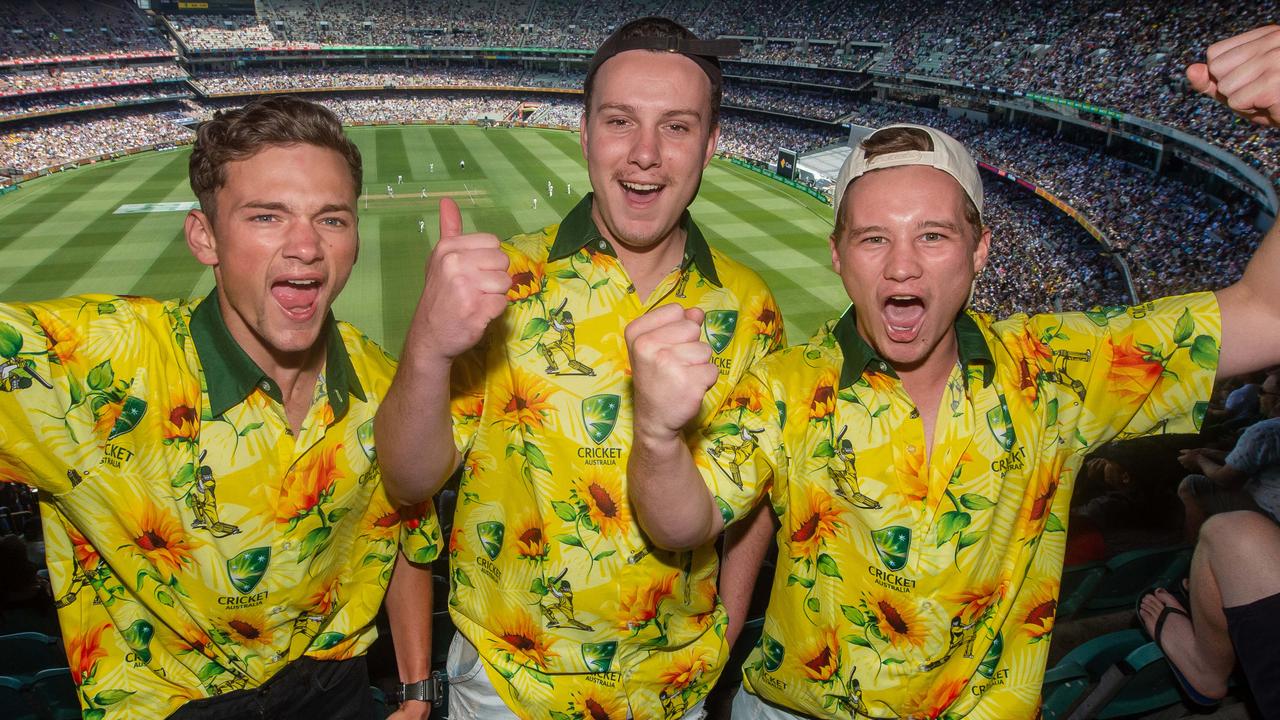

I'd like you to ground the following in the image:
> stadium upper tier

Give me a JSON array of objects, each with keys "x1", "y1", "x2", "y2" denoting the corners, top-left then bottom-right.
[{"x1": 2, "y1": 0, "x2": 1275, "y2": 182}]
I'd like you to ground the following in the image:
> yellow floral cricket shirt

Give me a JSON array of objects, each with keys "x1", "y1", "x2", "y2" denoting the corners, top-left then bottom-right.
[
  {"x1": 0, "y1": 293, "x2": 439, "y2": 719},
  {"x1": 447, "y1": 195, "x2": 785, "y2": 719},
  {"x1": 698, "y1": 293, "x2": 1220, "y2": 719}
]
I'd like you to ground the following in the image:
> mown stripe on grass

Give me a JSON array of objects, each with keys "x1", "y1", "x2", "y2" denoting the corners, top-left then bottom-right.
[
  {"x1": 478, "y1": 130, "x2": 578, "y2": 218},
  {"x1": 127, "y1": 227, "x2": 208, "y2": 300},
  {"x1": 5, "y1": 152, "x2": 190, "y2": 299},
  {"x1": 377, "y1": 213, "x2": 430, "y2": 355},
  {"x1": 0, "y1": 159, "x2": 145, "y2": 247}
]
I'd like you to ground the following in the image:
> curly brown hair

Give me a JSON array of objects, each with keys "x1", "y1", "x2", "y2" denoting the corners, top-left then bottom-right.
[{"x1": 189, "y1": 95, "x2": 362, "y2": 221}]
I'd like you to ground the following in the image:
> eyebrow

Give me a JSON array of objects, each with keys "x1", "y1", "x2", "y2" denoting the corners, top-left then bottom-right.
[
  {"x1": 848, "y1": 220, "x2": 964, "y2": 235},
  {"x1": 240, "y1": 201, "x2": 354, "y2": 215},
  {"x1": 596, "y1": 102, "x2": 703, "y2": 121}
]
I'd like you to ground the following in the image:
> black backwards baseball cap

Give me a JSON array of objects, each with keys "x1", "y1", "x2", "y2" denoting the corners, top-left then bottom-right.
[{"x1": 584, "y1": 17, "x2": 740, "y2": 114}]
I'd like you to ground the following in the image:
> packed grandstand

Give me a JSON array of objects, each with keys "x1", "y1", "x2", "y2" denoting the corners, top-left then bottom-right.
[{"x1": 2, "y1": 2, "x2": 1280, "y2": 719}]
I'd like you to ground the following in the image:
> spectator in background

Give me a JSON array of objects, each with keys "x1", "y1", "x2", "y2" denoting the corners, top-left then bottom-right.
[{"x1": 1177, "y1": 369, "x2": 1280, "y2": 537}]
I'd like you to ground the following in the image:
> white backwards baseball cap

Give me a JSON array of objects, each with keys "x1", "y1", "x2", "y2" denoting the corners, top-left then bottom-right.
[{"x1": 832, "y1": 123, "x2": 984, "y2": 226}]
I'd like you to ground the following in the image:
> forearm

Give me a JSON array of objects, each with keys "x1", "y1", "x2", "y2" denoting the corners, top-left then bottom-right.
[
  {"x1": 386, "y1": 550, "x2": 433, "y2": 683},
  {"x1": 1215, "y1": 209, "x2": 1280, "y2": 377},
  {"x1": 629, "y1": 432, "x2": 723, "y2": 551},
  {"x1": 719, "y1": 503, "x2": 774, "y2": 650},
  {"x1": 375, "y1": 338, "x2": 459, "y2": 506},
  {"x1": 1206, "y1": 462, "x2": 1249, "y2": 490}
]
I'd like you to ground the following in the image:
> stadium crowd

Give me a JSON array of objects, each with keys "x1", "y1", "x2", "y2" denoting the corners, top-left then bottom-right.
[
  {"x1": 192, "y1": 65, "x2": 554, "y2": 94},
  {"x1": 0, "y1": 107, "x2": 192, "y2": 173},
  {"x1": 723, "y1": 85, "x2": 854, "y2": 121},
  {"x1": 0, "y1": 0, "x2": 167, "y2": 61},
  {"x1": 196, "y1": 93, "x2": 523, "y2": 126},
  {"x1": 0, "y1": 86, "x2": 192, "y2": 123},
  {"x1": 0, "y1": 63, "x2": 187, "y2": 96},
  {"x1": 154, "y1": 0, "x2": 1280, "y2": 180}
]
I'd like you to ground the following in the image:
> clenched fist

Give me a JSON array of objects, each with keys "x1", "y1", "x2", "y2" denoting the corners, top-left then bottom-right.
[
  {"x1": 626, "y1": 304, "x2": 719, "y2": 443},
  {"x1": 1189, "y1": 25, "x2": 1280, "y2": 127},
  {"x1": 413, "y1": 197, "x2": 511, "y2": 361}
]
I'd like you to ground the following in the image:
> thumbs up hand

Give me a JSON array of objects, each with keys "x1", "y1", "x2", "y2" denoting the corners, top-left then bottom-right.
[
  {"x1": 1188, "y1": 25, "x2": 1280, "y2": 127},
  {"x1": 413, "y1": 197, "x2": 511, "y2": 361}
]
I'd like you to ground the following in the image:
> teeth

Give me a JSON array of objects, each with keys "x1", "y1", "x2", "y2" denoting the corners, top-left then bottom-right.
[
  {"x1": 621, "y1": 182, "x2": 660, "y2": 191},
  {"x1": 285, "y1": 280, "x2": 318, "y2": 287},
  {"x1": 890, "y1": 295, "x2": 917, "y2": 301}
]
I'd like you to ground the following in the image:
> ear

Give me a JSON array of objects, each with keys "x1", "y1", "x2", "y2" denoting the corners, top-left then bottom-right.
[
  {"x1": 579, "y1": 112, "x2": 589, "y2": 159},
  {"x1": 828, "y1": 231, "x2": 842, "y2": 275},
  {"x1": 972, "y1": 225, "x2": 992, "y2": 276},
  {"x1": 185, "y1": 210, "x2": 219, "y2": 268},
  {"x1": 702, "y1": 123, "x2": 720, "y2": 169}
]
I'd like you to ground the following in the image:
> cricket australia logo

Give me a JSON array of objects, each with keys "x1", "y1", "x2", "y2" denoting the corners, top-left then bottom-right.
[
  {"x1": 702, "y1": 310, "x2": 737, "y2": 354},
  {"x1": 870, "y1": 525, "x2": 910, "y2": 572},
  {"x1": 227, "y1": 547, "x2": 270, "y2": 595},
  {"x1": 986, "y1": 395, "x2": 1016, "y2": 452},
  {"x1": 582, "y1": 394, "x2": 620, "y2": 445},
  {"x1": 108, "y1": 396, "x2": 147, "y2": 440}
]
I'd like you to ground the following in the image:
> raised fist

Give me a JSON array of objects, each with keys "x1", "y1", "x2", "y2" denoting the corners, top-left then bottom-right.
[
  {"x1": 626, "y1": 303, "x2": 719, "y2": 442},
  {"x1": 1188, "y1": 25, "x2": 1280, "y2": 127}
]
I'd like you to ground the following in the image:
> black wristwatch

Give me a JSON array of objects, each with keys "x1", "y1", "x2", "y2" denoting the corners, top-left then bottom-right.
[{"x1": 391, "y1": 671, "x2": 445, "y2": 704}]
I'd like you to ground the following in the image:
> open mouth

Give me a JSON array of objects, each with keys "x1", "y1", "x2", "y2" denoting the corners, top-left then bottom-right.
[
  {"x1": 271, "y1": 278, "x2": 322, "y2": 320},
  {"x1": 882, "y1": 295, "x2": 926, "y2": 342},
  {"x1": 619, "y1": 180, "x2": 664, "y2": 206}
]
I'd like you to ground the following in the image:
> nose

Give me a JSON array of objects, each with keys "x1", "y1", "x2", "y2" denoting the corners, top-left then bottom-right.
[
  {"x1": 628, "y1": 124, "x2": 661, "y2": 170},
  {"x1": 284, "y1": 221, "x2": 324, "y2": 263},
  {"x1": 882, "y1": 239, "x2": 922, "y2": 282}
]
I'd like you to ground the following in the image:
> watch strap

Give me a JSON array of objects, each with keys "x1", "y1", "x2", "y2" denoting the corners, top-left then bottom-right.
[{"x1": 393, "y1": 671, "x2": 444, "y2": 704}]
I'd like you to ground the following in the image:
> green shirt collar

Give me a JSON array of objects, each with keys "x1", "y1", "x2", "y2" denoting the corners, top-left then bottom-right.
[
  {"x1": 547, "y1": 193, "x2": 721, "y2": 286},
  {"x1": 189, "y1": 293, "x2": 366, "y2": 421},
  {"x1": 833, "y1": 306, "x2": 995, "y2": 389}
]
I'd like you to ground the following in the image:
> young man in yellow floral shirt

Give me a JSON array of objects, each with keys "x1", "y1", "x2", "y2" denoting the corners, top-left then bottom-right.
[
  {"x1": 626, "y1": 27, "x2": 1280, "y2": 720},
  {"x1": 0, "y1": 97, "x2": 439, "y2": 719},
  {"x1": 376, "y1": 17, "x2": 783, "y2": 720}
]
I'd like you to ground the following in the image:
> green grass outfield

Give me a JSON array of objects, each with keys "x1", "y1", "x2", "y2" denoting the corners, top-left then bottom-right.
[{"x1": 0, "y1": 125, "x2": 847, "y2": 353}]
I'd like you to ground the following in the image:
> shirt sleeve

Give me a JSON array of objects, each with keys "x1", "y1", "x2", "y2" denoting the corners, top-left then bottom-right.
[
  {"x1": 397, "y1": 498, "x2": 442, "y2": 565},
  {"x1": 0, "y1": 298, "x2": 116, "y2": 494},
  {"x1": 1031, "y1": 292, "x2": 1221, "y2": 449},
  {"x1": 691, "y1": 367, "x2": 786, "y2": 528},
  {"x1": 1226, "y1": 421, "x2": 1280, "y2": 476}
]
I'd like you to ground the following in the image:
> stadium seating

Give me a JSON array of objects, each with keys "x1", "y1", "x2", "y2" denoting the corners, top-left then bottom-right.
[
  {"x1": 1056, "y1": 547, "x2": 1192, "y2": 622},
  {"x1": 1041, "y1": 629, "x2": 1184, "y2": 720},
  {"x1": 0, "y1": 633, "x2": 66, "y2": 684},
  {"x1": 0, "y1": 676, "x2": 36, "y2": 720},
  {"x1": 29, "y1": 668, "x2": 79, "y2": 720}
]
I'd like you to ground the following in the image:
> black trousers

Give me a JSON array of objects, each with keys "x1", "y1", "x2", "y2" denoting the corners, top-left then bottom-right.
[{"x1": 167, "y1": 656, "x2": 376, "y2": 720}]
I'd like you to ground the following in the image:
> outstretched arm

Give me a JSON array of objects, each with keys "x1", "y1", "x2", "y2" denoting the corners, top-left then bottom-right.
[
  {"x1": 1194, "y1": 26, "x2": 1280, "y2": 377},
  {"x1": 376, "y1": 198, "x2": 510, "y2": 505}
]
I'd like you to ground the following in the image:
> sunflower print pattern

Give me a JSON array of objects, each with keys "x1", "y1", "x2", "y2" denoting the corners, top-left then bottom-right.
[
  {"x1": 697, "y1": 293, "x2": 1219, "y2": 719},
  {"x1": 0, "y1": 294, "x2": 439, "y2": 719},
  {"x1": 447, "y1": 196, "x2": 784, "y2": 719}
]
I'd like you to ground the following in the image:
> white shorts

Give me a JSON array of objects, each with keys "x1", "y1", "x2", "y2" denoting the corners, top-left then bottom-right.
[{"x1": 730, "y1": 686, "x2": 810, "y2": 719}]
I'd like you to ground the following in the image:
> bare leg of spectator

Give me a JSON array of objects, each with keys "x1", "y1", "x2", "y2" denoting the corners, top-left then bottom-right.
[
  {"x1": 1139, "y1": 511, "x2": 1280, "y2": 707},
  {"x1": 1177, "y1": 475, "x2": 1209, "y2": 540}
]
